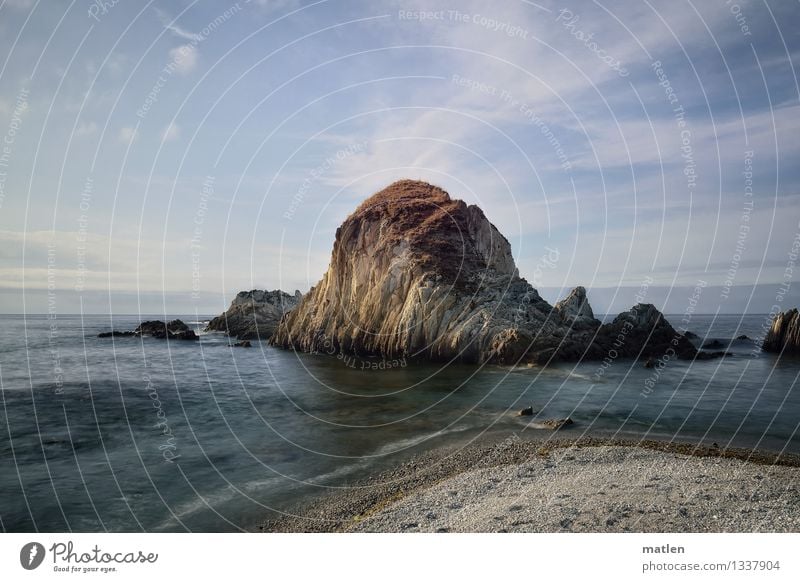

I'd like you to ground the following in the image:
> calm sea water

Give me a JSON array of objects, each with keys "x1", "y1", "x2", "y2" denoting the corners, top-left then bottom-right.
[{"x1": 0, "y1": 313, "x2": 798, "y2": 532}]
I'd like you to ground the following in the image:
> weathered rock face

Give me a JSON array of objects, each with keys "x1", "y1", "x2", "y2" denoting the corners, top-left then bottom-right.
[
  {"x1": 763, "y1": 309, "x2": 800, "y2": 354},
  {"x1": 206, "y1": 289, "x2": 302, "y2": 340},
  {"x1": 554, "y1": 286, "x2": 599, "y2": 329},
  {"x1": 271, "y1": 180, "x2": 697, "y2": 365}
]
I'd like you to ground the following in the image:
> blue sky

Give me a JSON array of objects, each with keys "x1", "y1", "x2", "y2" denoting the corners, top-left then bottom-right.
[{"x1": 0, "y1": 0, "x2": 798, "y2": 315}]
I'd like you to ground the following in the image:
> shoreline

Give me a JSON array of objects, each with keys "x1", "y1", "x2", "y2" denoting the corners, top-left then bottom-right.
[{"x1": 261, "y1": 434, "x2": 800, "y2": 533}]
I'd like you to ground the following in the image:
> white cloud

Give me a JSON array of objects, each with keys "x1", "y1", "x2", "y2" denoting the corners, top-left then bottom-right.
[
  {"x1": 75, "y1": 121, "x2": 98, "y2": 137},
  {"x1": 161, "y1": 122, "x2": 180, "y2": 142},
  {"x1": 119, "y1": 126, "x2": 137, "y2": 143},
  {"x1": 168, "y1": 44, "x2": 198, "y2": 75}
]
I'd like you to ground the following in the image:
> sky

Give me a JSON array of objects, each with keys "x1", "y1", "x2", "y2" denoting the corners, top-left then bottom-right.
[{"x1": 0, "y1": 0, "x2": 798, "y2": 315}]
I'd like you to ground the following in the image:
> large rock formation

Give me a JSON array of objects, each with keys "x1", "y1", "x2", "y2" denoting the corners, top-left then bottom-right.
[
  {"x1": 763, "y1": 308, "x2": 800, "y2": 354},
  {"x1": 206, "y1": 289, "x2": 302, "y2": 340},
  {"x1": 271, "y1": 180, "x2": 556, "y2": 363},
  {"x1": 270, "y1": 180, "x2": 698, "y2": 365}
]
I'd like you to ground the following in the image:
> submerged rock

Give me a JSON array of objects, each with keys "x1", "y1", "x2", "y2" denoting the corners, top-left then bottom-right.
[
  {"x1": 270, "y1": 180, "x2": 697, "y2": 365},
  {"x1": 206, "y1": 289, "x2": 302, "y2": 340},
  {"x1": 763, "y1": 309, "x2": 800, "y2": 355}
]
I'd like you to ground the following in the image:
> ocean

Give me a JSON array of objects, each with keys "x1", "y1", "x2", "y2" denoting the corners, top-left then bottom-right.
[{"x1": 0, "y1": 313, "x2": 798, "y2": 532}]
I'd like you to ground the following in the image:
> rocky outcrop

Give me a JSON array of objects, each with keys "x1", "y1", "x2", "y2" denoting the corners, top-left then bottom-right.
[
  {"x1": 763, "y1": 309, "x2": 800, "y2": 354},
  {"x1": 270, "y1": 180, "x2": 697, "y2": 365},
  {"x1": 98, "y1": 319, "x2": 198, "y2": 341},
  {"x1": 206, "y1": 289, "x2": 302, "y2": 340},
  {"x1": 539, "y1": 302, "x2": 697, "y2": 363},
  {"x1": 593, "y1": 303, "x2": 696, "y2": 359},
  {"x1": 554, "y1": 286, "x2": 598, "y2": 329}
]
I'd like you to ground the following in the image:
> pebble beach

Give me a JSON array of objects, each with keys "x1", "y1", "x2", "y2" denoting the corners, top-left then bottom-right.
[{"x1": 263, "y1": 436, "x2": 800, "y2": 533}]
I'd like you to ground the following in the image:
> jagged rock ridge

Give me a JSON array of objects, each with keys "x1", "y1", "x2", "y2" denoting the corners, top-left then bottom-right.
[{"x1": 271, "y1": 180, "x2": 698, "y2": 365}]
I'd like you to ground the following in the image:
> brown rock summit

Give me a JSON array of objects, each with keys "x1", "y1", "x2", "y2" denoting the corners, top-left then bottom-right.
[
  {"x1": 345, "y1": 179, "x2": 518, "y2": 286},
  {"x1": 270, "y1": 180, "x2": 700, "y2": 365}
]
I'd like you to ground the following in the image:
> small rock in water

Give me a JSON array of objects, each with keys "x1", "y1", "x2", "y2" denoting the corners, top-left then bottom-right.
[
  {"x1": 644, "y1": 357, "x2": 656, "y2": 368},
  {"x1": 537, "y1": 418, "x2": 574, "y2": 430},
  {"x1": 99, "y1": 319, "x2": 197, "y2": 341},
  {"x1": 233, "y1": 340, "x2": 252, "y2": 348},
  {"x1": 517, "y1": 406, "x2": 534, "y2": 416},
  {"x1": 736, "y1": 334, "x2": 750, "y2": 340}
]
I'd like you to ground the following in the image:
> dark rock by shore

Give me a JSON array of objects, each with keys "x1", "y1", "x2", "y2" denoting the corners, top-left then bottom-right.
[
  {"x1": 271, "y1": 180, "x2": 698, "y2": 365},
  {"x1": 206, "y1": 289, "x2": 302, "y2": 340},
  {"x1": 98, "y1": 319, "x2": 198, "y2": 341},
  {"x1": 763, "y1": 308, "x2": 800, "y2": 355}
]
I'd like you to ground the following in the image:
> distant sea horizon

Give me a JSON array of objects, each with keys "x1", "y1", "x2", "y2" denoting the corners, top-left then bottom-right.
[{"x1": 2, "y1": 282, "x2": 798, "y2": 316}]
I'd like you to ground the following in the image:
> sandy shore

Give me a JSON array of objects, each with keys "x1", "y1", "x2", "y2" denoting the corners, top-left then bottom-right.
[{"x1": 262, "y1": 435, "x2": 800, "y2": 533}]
